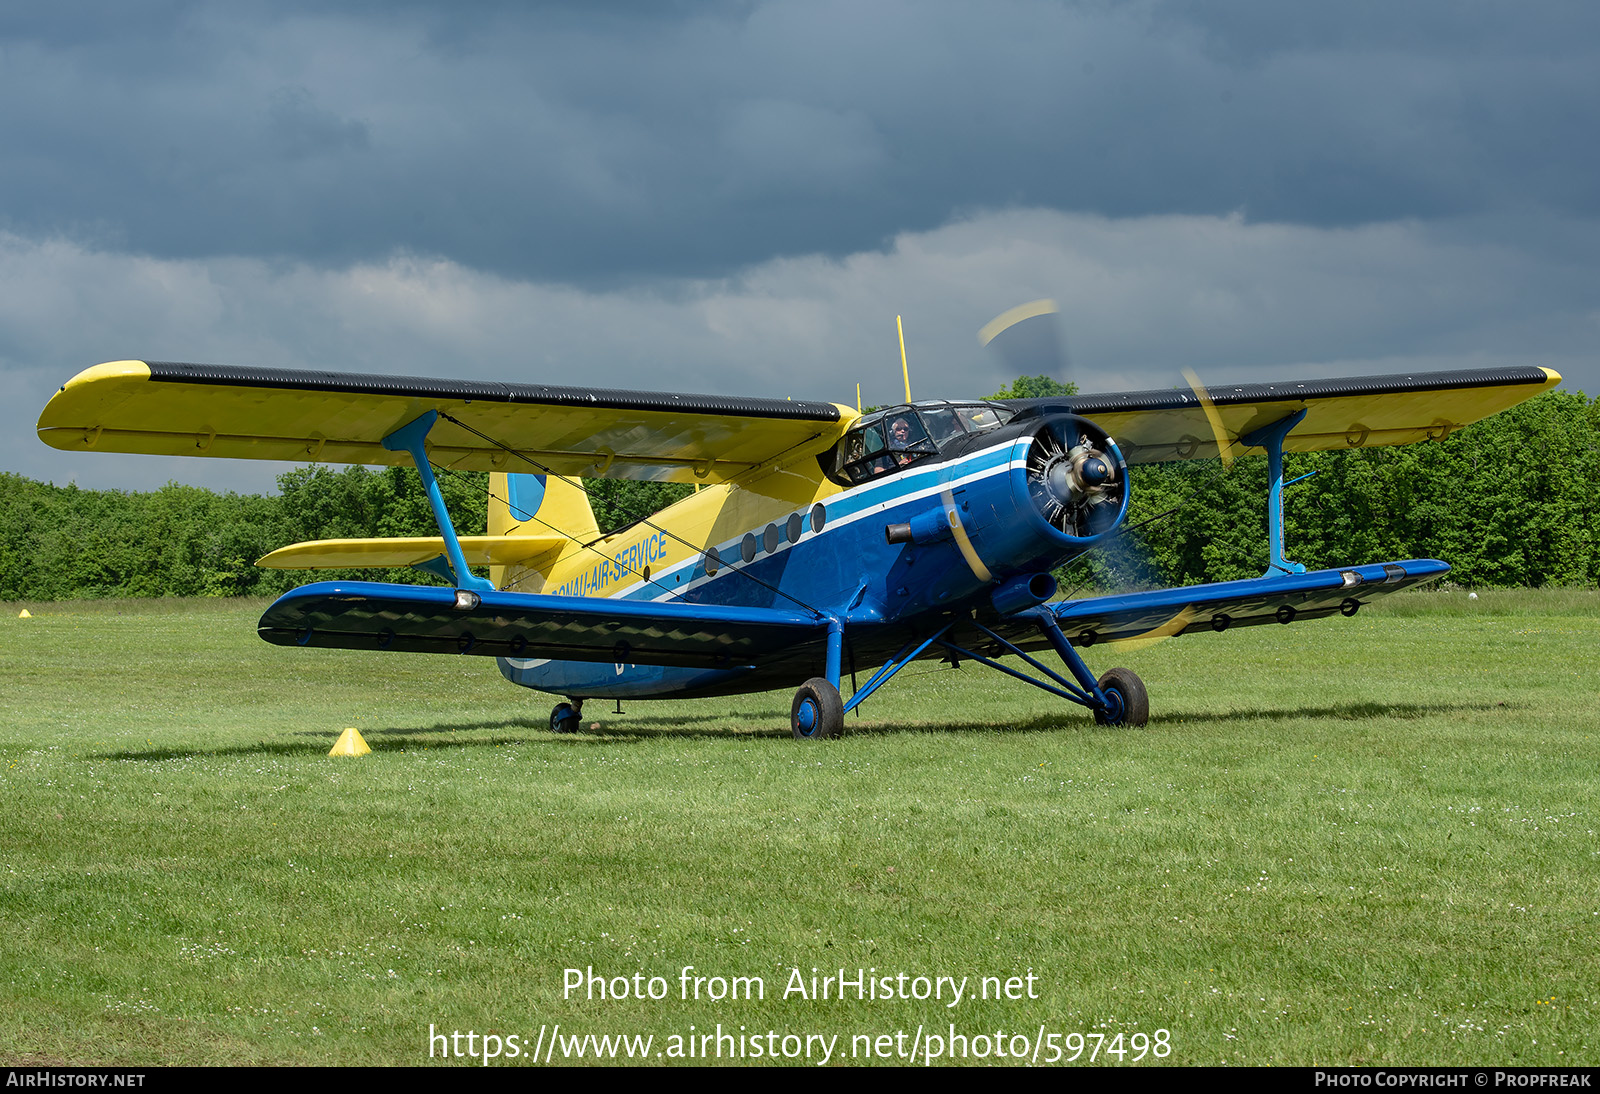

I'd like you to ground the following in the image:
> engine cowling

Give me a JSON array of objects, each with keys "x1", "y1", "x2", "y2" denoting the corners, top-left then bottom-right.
[{"x1": 1012, "y1": 412, "x2": 1130, "y2": 547}]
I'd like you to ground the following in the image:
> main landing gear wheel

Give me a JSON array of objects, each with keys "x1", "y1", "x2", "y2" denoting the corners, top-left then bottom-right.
[
  {"x1": 550, "y1": 701, "x2": 582, "y2": 734},
  {"x1": 791, "y1": 678, "x2": 844, "y2": 740},
  {"x1": 1094, "y1": 667, "x2": 1149, "y2": 727}
]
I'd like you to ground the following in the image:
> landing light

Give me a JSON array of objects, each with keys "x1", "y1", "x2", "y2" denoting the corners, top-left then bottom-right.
[
  {"x1": 453, "y1": 590, "x2": 482, "y2": 611},
  {"x1": 1340, "y1": 571, "x2": 1363, "y2": 588}
]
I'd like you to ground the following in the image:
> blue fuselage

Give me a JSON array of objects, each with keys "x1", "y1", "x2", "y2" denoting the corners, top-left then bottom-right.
[{"x1": 499, "y1": 424, "x2": 1124, "y2": 701}]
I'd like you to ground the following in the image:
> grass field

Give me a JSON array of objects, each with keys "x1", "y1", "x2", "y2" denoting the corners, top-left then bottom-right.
[{"x1": 1, "y1": 589, "x2": 1597, "y2": 1066}]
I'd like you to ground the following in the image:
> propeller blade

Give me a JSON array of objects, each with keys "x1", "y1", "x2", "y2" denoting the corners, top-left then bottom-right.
[
  {"x1": 1181, "y1": 367, "x2": 1236, "y2": 469},
  {"x1": 1105, "y1": 606, "x2": 1197, "y2": 652},
  {"x1": 980, "y1": 299, "x2": 1069, "y2": 384}
]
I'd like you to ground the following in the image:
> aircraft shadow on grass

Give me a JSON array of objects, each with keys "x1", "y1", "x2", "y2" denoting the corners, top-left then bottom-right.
[{"x1": 92, "y1": 699, "x2": 1507, "y2": 761}]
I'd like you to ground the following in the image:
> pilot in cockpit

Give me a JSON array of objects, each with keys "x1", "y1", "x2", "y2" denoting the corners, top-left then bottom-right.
[{"x1": 888, "y1": 416, "x2": 915, "y2": 464}]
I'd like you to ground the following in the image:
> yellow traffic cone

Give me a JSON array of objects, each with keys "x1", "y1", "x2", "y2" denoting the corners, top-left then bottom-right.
[{"x1": 328, "y1": 727, "x2": 371, "y2": 757}]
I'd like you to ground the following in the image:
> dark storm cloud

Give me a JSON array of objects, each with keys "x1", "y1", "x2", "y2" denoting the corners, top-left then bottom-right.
[{"x1": 2, "y1": 1, "x2": 1597, "y2": 283}]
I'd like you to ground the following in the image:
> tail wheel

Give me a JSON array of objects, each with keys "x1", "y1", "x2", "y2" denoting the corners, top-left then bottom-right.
[
  {"x1": 550, "y1": 702, "x2": 582, "y2": 734},
  {"x1": 1094, "y1": 667, "x2": 1149, "y2": 727},
  {"x1": 791, "y1": 678, "x2": 844, "y2": 740}
]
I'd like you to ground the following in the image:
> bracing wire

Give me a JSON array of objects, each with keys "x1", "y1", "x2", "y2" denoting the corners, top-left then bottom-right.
[
  {"x1": 428, "y1": 462, "x2": 674, "y2": 599},
  {"x1": 431, "y1": 410, "x2": 829, "y2": 618}
]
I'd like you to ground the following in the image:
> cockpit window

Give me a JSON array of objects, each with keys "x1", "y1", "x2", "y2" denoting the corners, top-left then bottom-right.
[
  {"x1": 920, "y1": 407, "x2": 964, "y2": 445},
  {"x1": 826, "y1": 403, "x2": 1015, "y2": 485},
  {"x1": 833, "y1": 408, "x2": 932, "y2": 484},
  {"x1": 957, "y1": 405, "x2": 1011, "y2": 431}
]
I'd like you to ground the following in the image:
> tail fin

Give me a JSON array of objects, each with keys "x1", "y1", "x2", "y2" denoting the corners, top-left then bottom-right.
[
  {"x1": 490, "y1": 472, "x2": 600, "y2": 539},
  {"x1": 488, "y1": 472, "x2": 600, "y2": 590}
]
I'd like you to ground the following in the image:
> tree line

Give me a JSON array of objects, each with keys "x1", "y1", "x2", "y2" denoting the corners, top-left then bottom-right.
[{"x1": 2, "y1": 385, "x2": 1596, "y2": 601}]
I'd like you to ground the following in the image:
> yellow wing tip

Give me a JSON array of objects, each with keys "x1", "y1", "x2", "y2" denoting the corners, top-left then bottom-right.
[
  {"x1": 1540, "y1": 367, "x2": 1563, "y2": 387},
  {"x1": 37, "y1": 361, "x2": 153, "y2": 443},
  {"x1": 58, "y1": 360, "x2": 152, "y2": 391}
]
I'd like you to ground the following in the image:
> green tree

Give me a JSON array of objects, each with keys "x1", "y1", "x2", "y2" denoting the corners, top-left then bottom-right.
[{"x1": 987, "y1": 375, "x2": 1079, "y2": 400}]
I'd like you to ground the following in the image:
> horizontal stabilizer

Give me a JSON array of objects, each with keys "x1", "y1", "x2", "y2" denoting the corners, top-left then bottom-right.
[
  {"x1": 1048, "y1": 559, "x2": 1450, "y2": 643},
  {"x1": 258, "y1": 581, "x2": 828, "y2": 668},
  {"x1": 258, "y1": 535, "x2": 567, "y2": 570}
]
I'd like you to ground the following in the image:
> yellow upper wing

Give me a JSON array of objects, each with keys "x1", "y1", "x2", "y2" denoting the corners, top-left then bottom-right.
[
  {"x1": 1034, "y1": 366, "x2": 1564, "y2": 463},
  {"x1": 37, "y1": 361, "x2": 857, "y2": 484}
]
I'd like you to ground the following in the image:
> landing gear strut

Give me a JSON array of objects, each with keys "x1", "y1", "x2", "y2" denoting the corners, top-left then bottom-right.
[{"x1": 788, "y1": 608, "x2": 1151, "y2": 739}]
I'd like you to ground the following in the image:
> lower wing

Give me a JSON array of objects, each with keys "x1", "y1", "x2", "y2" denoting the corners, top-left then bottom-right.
[
  {"x1": 1047, "y1": 559, "x2": 1448, "y2": 645},
  {"x1": 258, "y1": 581, "x2": 828, "y2": 668}
]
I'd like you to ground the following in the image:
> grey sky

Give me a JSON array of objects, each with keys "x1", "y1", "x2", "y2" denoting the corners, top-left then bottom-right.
[{"x1": 3, "y1": 1, "x2": 1597, "y2": 492}]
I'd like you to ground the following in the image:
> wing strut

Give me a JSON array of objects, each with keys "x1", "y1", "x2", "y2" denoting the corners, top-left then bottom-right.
[
  {"x1": 1240, "y1": 408, "x2": 1310, "y2": 577},
  {"x1": 382, "y1": 412, "x2": 494, "y2": 594}
]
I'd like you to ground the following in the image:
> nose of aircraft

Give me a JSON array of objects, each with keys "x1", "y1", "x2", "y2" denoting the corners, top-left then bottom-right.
[{"x1": 1019, "y1": 412, "x2": 1129, "y2": 544}]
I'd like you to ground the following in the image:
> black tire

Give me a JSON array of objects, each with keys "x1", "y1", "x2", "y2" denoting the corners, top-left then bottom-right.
[
  {"x1": 1094, "y1": 667, "x2": 1149, "y2": 727},
  {"x1": 791, "y1": 678, "x2": 844, "y2": 740},
  {"x1": 550, "y1": 702, "x2": 581, "y2": 734}
]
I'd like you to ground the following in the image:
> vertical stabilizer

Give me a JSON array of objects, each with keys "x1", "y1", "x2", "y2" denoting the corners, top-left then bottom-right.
[{"x1": 488, "y1": 472, "x2": 601, "y2": 590}]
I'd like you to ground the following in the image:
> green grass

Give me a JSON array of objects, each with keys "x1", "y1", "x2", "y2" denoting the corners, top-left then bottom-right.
[{"x1": 1, "y1": 589, "x2": 1597, "y2": 1066}]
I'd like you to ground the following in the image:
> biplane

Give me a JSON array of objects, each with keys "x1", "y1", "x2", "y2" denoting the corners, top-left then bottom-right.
[{"x1": 37, "y1": 357, "x2": 1559, "y2": 737}]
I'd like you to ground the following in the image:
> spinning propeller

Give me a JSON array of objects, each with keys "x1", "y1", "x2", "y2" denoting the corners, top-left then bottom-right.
[
  {"x1": 980, "y1": 299, "x2": 1237, "y2": 647},
  {"x1": 980, "y1": 299, "x2": 1124, "y2": 540}
]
